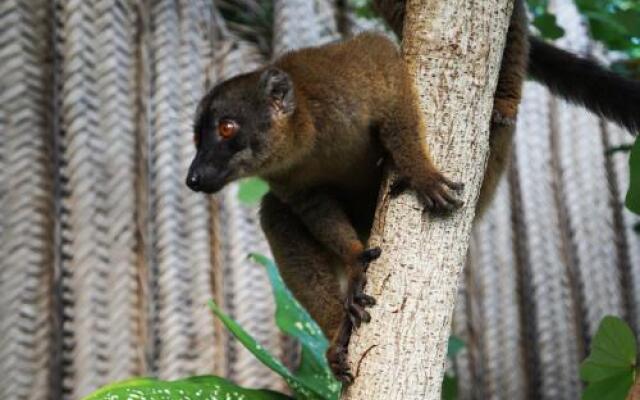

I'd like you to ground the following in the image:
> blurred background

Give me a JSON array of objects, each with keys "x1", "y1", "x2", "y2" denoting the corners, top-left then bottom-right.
[{"x1": 0, "y1": 0, "x2": 639, "y2": 399}]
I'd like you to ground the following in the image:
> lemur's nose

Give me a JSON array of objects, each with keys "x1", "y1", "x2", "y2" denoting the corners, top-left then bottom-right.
[{"x1": 186, "y1": 172, "x2": 201, "y2": 192}]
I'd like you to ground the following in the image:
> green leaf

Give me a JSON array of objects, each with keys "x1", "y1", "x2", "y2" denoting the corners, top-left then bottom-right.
[
  {"x1": 532, "y1": 13, "x2": 566, "y2": 39},
  {"x1": 580, "y1": 316, "x2": 637, "y2": 383},
  {"x1": 83, "y1": 376, "x2": 292, "y2": 400},
  {"x1": 574, "y1": 0, "x2": 640, "y2": 55},
  {"x1": 580, "y1": 316, "x2": 637, "y2": 399},
  {"x1": 250, "y1": 253, "x2": 342, "y2": 400},
  {"x1": 581, "y1": 371, "x2": 634, "y2": 400},
  {"x1": 447, "y1": 335, "x2": 465, "y2": 359},
  {"x1": 441, "y1": 374, "x2": 458, "y2": 400},
  {"x1": 208, "y1": 300, "x2": 297, "y2": 382},
  {"x1": 238, "y1": 177, "x2": 269, "y2": 204},
  {"x1": 625, "y1": 137, "x2": 640, "y2": 214}
]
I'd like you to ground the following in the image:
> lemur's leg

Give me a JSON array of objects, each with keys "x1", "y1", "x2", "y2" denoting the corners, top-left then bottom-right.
[
  {"x1": 260, "y1": 193, "x2": 344, "y2": 337},
  {"x1": 373, "y1": 0, "x2": 527, "y2": 215},
  {"x1": 477, "y1": 0, "x2": 529, "y2": 214},
  {"x1": 264, "y1": 190, "x2": 381, "y2": 383},
  {"x1": 378, "y1": 79, "x2": 464, "y2": 212}
]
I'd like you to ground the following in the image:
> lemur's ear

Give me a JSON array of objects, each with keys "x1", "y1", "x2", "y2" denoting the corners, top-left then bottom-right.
[{"x1": 260, "y1": 67, "x2": 295, "y2": 116}]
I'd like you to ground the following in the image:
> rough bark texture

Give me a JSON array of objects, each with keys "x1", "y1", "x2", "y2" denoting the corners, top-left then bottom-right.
[{"x1": 342, "y1": 1, "x2": 514, "y2": 399}]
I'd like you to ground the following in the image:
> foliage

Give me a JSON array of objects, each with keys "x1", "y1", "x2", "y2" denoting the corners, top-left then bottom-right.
[
  {"x1": 349, "y1": 0, "x2": 378, "y2": 19},
  {"x1": 442, "y1": 375, "x2": 458, "y2": 400},
  {"x1": 580, "y1": 316, "x2": 637, "y2": 400},
  {"x1": 210, "y1": 253, "x2": 342, "y2": 400},
  {"x1": 238, "y1": 177, "x2": 270, "y2": 204},
  {"x1": 442, "y1": 335, "x2": 465, "y2": 400},
  {"x1": 84, "y1": 253, "x2": 340, "y2": 400},
  {"x1": 82, "y1": 376, "x2": 291, "y2": 400},
  {"x1": 626, "y1": 138, "x2": 640, "y2": 214},
  {"x1": 574, "y1": 0, "x2": 640, "y2": 57},
  {"x1": 527, "y1": 0, "x2": 566, "y2": 39}
]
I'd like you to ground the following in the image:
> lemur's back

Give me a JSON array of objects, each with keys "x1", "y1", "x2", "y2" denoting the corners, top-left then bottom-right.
[{"x1": 274, "y1": 33, "x2": 406, "y2": 123}]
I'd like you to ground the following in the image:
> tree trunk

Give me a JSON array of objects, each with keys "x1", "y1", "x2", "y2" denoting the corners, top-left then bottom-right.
[{"x1": 342, "y1": 1, "x2": 514, "y2": 399}]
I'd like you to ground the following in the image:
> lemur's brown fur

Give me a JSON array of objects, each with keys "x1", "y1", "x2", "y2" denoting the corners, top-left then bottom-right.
[
  {"x1": 262, "y1": 35, "x2": 464, "y2": 381},
  {"x1": 188, "y1": 0, "x2": 640, "y2": 383},
  {"x1": 188, "y1": 33, "x2": 462, "y2": 382}
]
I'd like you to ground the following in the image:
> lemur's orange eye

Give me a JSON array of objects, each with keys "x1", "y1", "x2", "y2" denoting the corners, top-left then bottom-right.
[{"x1": 218, "y1": 119, "x2": 238, "y2": 139}]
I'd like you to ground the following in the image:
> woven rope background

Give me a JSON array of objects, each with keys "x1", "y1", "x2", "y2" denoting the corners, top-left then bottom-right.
[{"x1": 0, "y1": 0, "x2": 638, "y2": 399}]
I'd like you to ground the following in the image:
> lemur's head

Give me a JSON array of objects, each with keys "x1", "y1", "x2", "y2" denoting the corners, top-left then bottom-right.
[{"x1": 186, "y1": 67, "x2": 295, "y2": 193}]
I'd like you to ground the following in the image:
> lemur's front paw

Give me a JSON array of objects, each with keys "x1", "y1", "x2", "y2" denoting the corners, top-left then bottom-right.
[
  {"x1": 416, "y1": 174, "x2": 464, "y2": 212},
  {"x1": 327, "y1": 344, "x2": 354, "y2": 384}
]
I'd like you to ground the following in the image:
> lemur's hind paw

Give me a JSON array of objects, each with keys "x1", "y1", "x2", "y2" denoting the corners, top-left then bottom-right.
[
  {"x1": 417, "y1": 173, "x2": 464, "y2": 212},
  {"x1": 326, "y1": 247, "x2": 382, "y2": 384},
  {"x1": 346, "y1": 247, "x2": 381, "y2": 328},
  {"x1": 327, "y1": 344, "x2": 354, "y2": 384}
]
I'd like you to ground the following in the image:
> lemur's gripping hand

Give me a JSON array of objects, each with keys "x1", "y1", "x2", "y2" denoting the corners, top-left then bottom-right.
[
  {"x1": 327, "y1": 246, "x2": 382, "y2": 384},
  {"x1": 391, "y1": 173, "x2": 464, "y2": 212}
]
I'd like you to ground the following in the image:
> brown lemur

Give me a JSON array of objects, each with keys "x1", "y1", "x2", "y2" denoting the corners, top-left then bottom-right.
[{"x1": 187, "y1": 0, "x2": 640, "y2": 383}]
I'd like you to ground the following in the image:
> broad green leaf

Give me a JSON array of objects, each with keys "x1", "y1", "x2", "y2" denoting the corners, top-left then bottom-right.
[
  {"x1": 447, "y1": 335, "x2": 465, "y2": 359},
  {"x1": 526, "y1": 0, "x2": 565, "y2": 39},
  {"x1": 250, "y1": 253, "x2": 342, "y2": 400},
  {"x1": 208, "y1": 300, "x2": 296, "y2": 383},
  {"x1": 626, "y1": 137, "x2": 640, "y2": 214},
  {"x1": 574, "y1": 0, "x2": 640, "y2": 54},
  {"x1": 441, "y1": 374, "x2": 458, "y2": 400},
  {"x1": 532, "y1": 13, "x2": 566, "y2": 39},
  {"x1": 582, "y1": 371, "x2": 634, "y2": 400},
  {"x1": 238, "y1": 177, "x2": 269, "y2": 204},
  {"x1": 580, "y1": 316, "x2": 637, "y2": 383},
  {"x1": 83, "y1": 376, "x2": 292, "y2": 400}
]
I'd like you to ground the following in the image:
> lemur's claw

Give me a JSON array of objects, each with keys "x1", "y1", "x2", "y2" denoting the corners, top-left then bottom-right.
[
  {"x1": 355, "y1": 292, "x2": 376, "y2": 306},
  {"x1": 358, "y1": 247, "x2": 381, "y2": 265},
  {"x1": 346, "y1": 301, "x2": 371, "y2": 328},
  {"x1": 418, "y1": 174, "x2": 464, "y2": 213}
]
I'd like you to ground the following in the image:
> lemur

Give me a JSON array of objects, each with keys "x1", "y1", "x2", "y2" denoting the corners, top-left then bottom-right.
[{"x1": 186, "y1": 0, "x2": 640, "y2": 382}]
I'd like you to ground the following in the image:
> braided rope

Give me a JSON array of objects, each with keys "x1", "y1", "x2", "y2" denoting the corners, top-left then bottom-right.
[
  {"x1": 550, "y1": 0, "x2": 623, "y2": 339},
  {"x1": 148, "y1": 0, "x2": 196, "y2": 379},
  {"x1": 451, "y1": 270, "x2": 474, "y2": 400},
  {"x1": 513, "y1": 81, "x2": 582, "y2": 399},
  {"x1": 272, "y1": 0, "x2": 338, "y2": 56},
  {"x1": 605, "y1": 121, "x2": 640, "y2": 331},
  {"x1": 473, "y1": 179, "x2": 526, "y2": 399},
  {"x1": 460, "y1": 242, "x2": 487, "y2": 398},
  {"x1": 178, "y1": 0, "x2": 217, "y2": 374},
  {"x1": 95, "y1": 0, "x2": 141, "y2": 382},
  {"x1": 0, "y1": 2, "x2": 54, "y2": 399},
  {"x1": 218, "y1": 187, "x2": 281, "y2": 389},
  {"x1": 313, "y1": 0, "x2": 340, "y2": 43},
  {"x1": 132, "y1": 0, "x2": 153, "y2": 377},
  {"x1": 206, "y1": 31, "x2": 283, "y2": 389},
  {"x1": 58, "y1": 1, "x2": 114, "y2": 396}
]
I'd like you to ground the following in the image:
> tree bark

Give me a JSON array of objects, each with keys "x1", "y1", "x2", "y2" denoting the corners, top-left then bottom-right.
[{"x1": 342, "y1": 1, "x2": 514, "y2": 399}]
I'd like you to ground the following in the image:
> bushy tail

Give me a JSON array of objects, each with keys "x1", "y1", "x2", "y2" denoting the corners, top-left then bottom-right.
[{"x1": 529, "y1": 36, "x2": 640, "y2": 134}]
